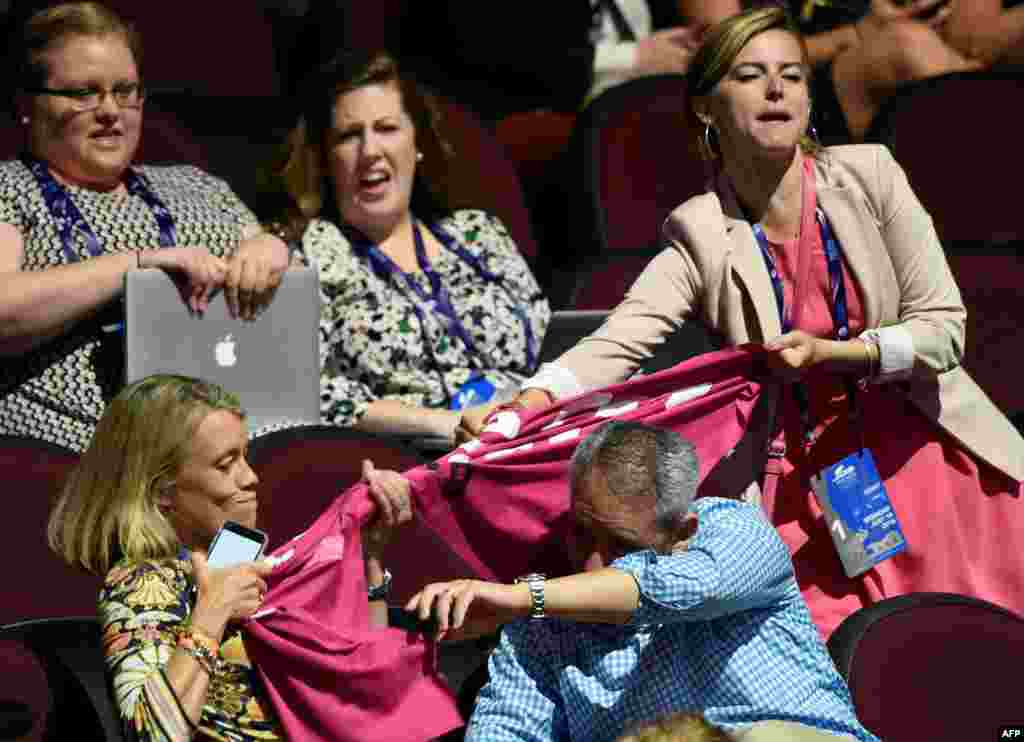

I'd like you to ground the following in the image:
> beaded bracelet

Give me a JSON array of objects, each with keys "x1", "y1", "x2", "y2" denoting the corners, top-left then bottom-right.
[{"x1": 177, "y1": 627, "x2": 222, "y2": 676}]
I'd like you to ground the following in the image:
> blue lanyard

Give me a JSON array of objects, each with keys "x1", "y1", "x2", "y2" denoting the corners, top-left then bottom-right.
[
  {"x1": 22, "y1": 154, "x2": 177, "y2": 263},
  {"x1": 752, "y1": 207, "x2": 849, "y2": 341},
  {"x1": 348, "y1": 221, "x2": 538, "y2": 371},
  {"x1": 752, "y1": 208, "x2": 859, "y2": 447}
]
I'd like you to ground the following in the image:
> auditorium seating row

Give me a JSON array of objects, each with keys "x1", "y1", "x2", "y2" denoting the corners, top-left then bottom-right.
[
  {"x1": 3, "y1": 1, "x2": 1020, "y2": 411},
  {"x1": 5, "y1": 418, "x2": 1024, "y2": 742}
]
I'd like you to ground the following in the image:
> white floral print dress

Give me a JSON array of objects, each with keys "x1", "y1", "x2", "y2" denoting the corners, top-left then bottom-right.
[{"x1": 305, "y1": 210, "x2": 551, "y2": 427}]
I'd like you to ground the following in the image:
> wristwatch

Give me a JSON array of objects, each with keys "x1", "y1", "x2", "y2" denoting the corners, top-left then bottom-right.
[
  {"x1": 367, "y1": 568, "x2": 392, "y2": 601},
  {"x1": 515, "y1": 573, "x2": 547, "y2": 619}
]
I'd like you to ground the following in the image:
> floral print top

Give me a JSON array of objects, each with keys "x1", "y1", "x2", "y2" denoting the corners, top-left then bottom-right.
[
  {"x1": 99, "y1": 557, "x2": 283, "y2": 742},
  {"x1": 305, "y1": 210, "x2": 550, "y2": 427}
]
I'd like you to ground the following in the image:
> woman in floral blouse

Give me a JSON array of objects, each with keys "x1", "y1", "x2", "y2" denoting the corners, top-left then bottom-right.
[
  {"x1": 48, "y1": 375, "x2": 414, "y2": 741},
  {"x1": 266, "y1": 50, "x2": 550, "y2": 447}
]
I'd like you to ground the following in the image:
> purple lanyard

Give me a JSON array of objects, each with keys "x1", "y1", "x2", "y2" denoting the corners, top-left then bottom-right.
[
  {"x1": 348, "y1": 221, "x2": 538, "y2": 370},
  {"x1": 22, "y1": 154, "x2": 177, "y2": 263},
  {"x1": 752, "y1": 208, "x2": 858, "y2": 446}
]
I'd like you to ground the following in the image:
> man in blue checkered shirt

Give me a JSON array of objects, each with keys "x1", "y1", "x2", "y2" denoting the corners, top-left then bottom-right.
[{"x1": 407, "y1": 421, "x2": 879, "y2": 742}]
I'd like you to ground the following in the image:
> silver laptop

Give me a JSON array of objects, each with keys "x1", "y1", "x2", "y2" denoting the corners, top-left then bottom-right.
[{"x1": 124, "y1": 267, "x2": 321, "y2": 430}]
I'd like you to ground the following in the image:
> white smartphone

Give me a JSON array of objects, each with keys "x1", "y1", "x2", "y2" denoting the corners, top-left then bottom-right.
[{"x1": 206, "y1": 520, "x2": 268, "y2": 569}]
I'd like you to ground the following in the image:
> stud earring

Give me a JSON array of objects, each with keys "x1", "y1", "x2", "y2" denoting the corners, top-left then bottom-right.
[
  {"x1": 416, "y1": 151, "x2": 424, "y2": 162},
  {"x1": 20, "y1": 116, "x2": 29, "y2": 125},
  {"x1": 806, "y1": 122, "x2": 821, "y2": 146}
]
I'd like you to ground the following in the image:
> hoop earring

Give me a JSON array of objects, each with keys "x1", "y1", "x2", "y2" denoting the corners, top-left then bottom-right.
[{"x1": 703, "y1": 123, "x2": 719, "y2": 158}]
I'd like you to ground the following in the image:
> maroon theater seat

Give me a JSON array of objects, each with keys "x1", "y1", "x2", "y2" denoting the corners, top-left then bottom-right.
[
  {"x1": 866, "y1": 69, "x2": 1024, "y2": 247},
  {"x1": 543, "y1": 75, "x2": 709, "y2": 309},
  {"x1": 431, "y1": 99, "x2": 539, "y2": 263},
  {"x1": 945, "y1": 247, "x2": 1024, "y2": 414},
  {"x1": 864, "y1": 70, "x2": 1024, "y2": 417},
  {"x1": 133, "y1": 99, "x2": 211, "y2": 169},
  {"x1": 569, "y1": 253, "x2": 655, "y2": 310},
  {"x1": 827, "y1": 592, "x2": 1024, "y2": 742},
  {"x1": 0, "y1": 437, "x2": 93, "y2": 623},
  {"x1": 577, "y1": 74, "x2": 709, "y2": 256},
  {"x1": 494, "y1": 110, "x2": 576, "y2": 189},
  {"x1": 249, "y1": 426, "x2": 427, "y2": 551},
  {"x1": 0, "y1": 617, "x2": 123, "y2": 742},
  {"x1": 344, "y1": 0, "x2": 407, "y2": 55},
  {"x1": 0, "y1": 437, "x2": 91, "y2": 742},
  {"x1": 248, "y1": 426, "x2": 477, "y2": 602},
  {"x1": 105, "y1": 1, "x2": 280, "y2": 96}
]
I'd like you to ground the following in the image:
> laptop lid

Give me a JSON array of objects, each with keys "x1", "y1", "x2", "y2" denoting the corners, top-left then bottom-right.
[{"x1": 124, "y1": 267, "x2": 321, "y2": 431}]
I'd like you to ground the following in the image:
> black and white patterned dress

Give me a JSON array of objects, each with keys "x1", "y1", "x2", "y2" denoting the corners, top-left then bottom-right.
[
  {"x1": 0, "y1": 160, "x2": 258, "y2": 452},
  {"x1": 307, "y1": 210, "x2": 551, "y2": 427}
]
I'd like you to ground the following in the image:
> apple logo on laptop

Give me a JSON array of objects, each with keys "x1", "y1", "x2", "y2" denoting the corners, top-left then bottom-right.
[{"x1": 215, "y1": 334, "x2": 237, "y2": 367}]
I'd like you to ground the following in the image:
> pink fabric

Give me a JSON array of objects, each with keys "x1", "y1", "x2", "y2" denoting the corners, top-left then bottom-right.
[
  {"x1": 765, "y1": 157, "x2": 1024, "y2": 638},
  {"x1": 240, "y1": 347, "x2": 767, "y2": 741},
  {"x1": 243, "y1": 492, "x2": 463, "y2": 742},
  {"x1": 409, "y1": 346, "x2": 768, "y2": 583}
]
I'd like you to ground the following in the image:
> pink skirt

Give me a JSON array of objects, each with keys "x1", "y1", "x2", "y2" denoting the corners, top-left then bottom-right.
[{"x1": 765, "y1": 380, "x2": 1024, "y2": 638}]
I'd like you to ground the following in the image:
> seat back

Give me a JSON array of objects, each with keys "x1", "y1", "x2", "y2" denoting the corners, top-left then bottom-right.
[
  {"x1": 344, "y1": 0, "x2": 407, "y2": 55},
  {"x1": 567, "y1": 252, "x2": 658, "y2": 310},
  {"x1": 494, "y1": 110, "x2": 576, "y2": 189},
  {"x1": 0, "y1": 436, "x2": 96, "y2": 624},
  {"x1": 867, "y1": 69, "x2": 1024, "y2": 246},
  {"x1": 576, "y1": 74, "x2": 710, "y2": 257},
  {"x1": 133, "y1": 98, "x2": 212, "y2": 169},
  {"x1": 827, "y1": 592, "x2": 1024, "y2": 742},
  {"x1": 248, "y1": 426, "x2": 467, "y2": 602},
  {"x1": 249, "y1": 426, "x2": 427, "y2": 549},
  {"x1": 431, "y1": 99, "x2": 539, "y2": 262},
  {"x1": 945, "y1": 243, "x2": 1024, "y2": 414},
  {"x1": 105, "y1": 1, "x2": 280, "y2": 96},
  {"x1": 867, "y1": 72, "x2": 1024, "y2": 417},
  {"x1": 1, "y1": 617, "x2": 123, "y2": 742}
]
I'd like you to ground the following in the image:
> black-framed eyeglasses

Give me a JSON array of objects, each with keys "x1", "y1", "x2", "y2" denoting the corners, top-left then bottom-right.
[{"x1": 25, "y1": 82, "x2": 146, "y2": 111}]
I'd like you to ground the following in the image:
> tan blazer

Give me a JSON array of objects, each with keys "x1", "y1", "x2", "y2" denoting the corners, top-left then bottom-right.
[{"x1": 558, "y1": 144, "x2": 1024, "y2": 482}]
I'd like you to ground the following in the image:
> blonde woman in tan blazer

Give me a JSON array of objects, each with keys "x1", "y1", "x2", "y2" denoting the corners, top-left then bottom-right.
[{"x1": 462, "y1": 6, "x2": 1024, "y2": 637}]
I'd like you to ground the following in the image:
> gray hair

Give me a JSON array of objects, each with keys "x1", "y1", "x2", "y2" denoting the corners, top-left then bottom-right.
[{"x1": 569, "y1": 421, "x2": 699, "y2": 531}]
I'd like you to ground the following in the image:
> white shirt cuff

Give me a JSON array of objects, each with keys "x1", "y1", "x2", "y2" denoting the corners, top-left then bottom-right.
[
  {"x1": 861, "y1": 326, "x2": 915, "y2": 381},
  {"x1": 591, "y1": 42, "x2": 638, "y2": 99},
  {"x1": 521, "y1": 363, "x2": 585, "y2": 401}
]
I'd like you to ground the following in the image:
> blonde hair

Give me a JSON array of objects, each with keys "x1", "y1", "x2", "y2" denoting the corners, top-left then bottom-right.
[
  {"x1": 618, "y1": 712, "x2": 731, "y2": 742},
  {"x1": 264, "y1": 49, "x2": 453, "y2": 241},
  {"x1": 13, "y1": 2, "x2": 142, "y2": 90},
  {"x1": 48, "y1": 375, "x2": 244, "y2": 575},
  {"x1": 686, "y1": 5, "x2": 819, "y2": 161}
]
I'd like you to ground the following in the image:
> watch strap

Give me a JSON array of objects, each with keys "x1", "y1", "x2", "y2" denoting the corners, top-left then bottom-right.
[
  {"x1": 516, "y1": 573, "x2": 546, "y2": 619},
  {"x1": 368, "y1": 568, "x2": 392, "y2": 601}
]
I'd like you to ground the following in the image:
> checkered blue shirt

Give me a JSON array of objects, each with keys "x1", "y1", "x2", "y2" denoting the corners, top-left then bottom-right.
[{"x1": 465, "y1": 498, "x2": 878, "y2": 742}]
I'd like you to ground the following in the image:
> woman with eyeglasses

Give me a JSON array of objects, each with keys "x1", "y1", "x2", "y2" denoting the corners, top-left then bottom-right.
[{"x1": 0, "y1": 2, "x2": 294, "y2": 452}]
